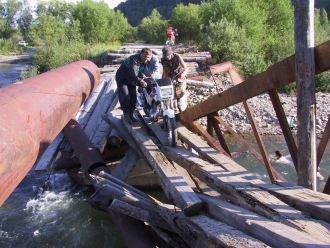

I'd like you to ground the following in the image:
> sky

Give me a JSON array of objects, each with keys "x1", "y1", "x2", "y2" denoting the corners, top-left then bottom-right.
[{"x1": 26, "y1": 0, "x2": 126, "y2": 9}]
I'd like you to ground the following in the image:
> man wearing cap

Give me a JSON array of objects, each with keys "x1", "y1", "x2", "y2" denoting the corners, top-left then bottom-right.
[
  {"x1": 161, "y1": 46, "x2": 189, "y2": 111},
  {"x1": 115, "y1": 48, "x2": 157, "y2": 123}
]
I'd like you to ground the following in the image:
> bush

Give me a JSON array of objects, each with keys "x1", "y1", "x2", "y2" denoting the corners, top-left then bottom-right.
[
  {"x1": 170, "y1": 4, "x2": 201, "y2": 43},
  {"x1": 33, "y1": 40, "x2": 119, "y2": 72},
  {"x1": 20, "y1": 66, "x2": 39, "y2": 79},
  {"x1": 137, "y1": 9, "x2": 167, "y2": 44},
  {"x1": 0, "y1": 38, "x2": 23, "y2": 55}
]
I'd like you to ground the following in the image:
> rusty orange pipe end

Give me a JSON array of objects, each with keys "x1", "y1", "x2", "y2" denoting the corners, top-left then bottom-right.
[{"x1": 0, "y1": 60, "x2": 100, "y2": 206}]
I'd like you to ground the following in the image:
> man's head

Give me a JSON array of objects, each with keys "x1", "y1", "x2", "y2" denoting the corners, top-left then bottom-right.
[
  {"x1": 140, "y1": 48, "x2": 152, "y2": 63},
  {"x1": 162, "y1": 46, "x2": 173, "y2": 60},
  {"x1": 275, "y1": 150, "x2": 282, "y2": 160}
]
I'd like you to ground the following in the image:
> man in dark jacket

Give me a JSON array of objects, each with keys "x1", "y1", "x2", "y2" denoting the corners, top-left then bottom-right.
[{"x1": 115, "y1": 48, "x2": 154, "y2": 123}]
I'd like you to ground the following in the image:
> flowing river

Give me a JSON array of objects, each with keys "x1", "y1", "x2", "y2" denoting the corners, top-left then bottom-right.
[{"x1": 0, "y1": 63, "x2": 329, "y2": 247}]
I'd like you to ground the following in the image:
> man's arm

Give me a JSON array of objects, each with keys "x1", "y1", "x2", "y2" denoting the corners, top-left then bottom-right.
[
  {"x1": 178, "y1": 55, "x2": 188, "y2": 78},
  {"x1": 150, "y1": 55, "x2": 161, "y2": 79}
]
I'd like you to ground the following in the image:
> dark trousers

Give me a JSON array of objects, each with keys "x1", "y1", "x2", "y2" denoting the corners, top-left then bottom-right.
[{"x1": 116, "y1": 79, "x2": 137, "y2": 114}]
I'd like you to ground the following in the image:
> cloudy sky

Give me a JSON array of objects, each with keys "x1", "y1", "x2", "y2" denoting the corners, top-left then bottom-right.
[{"x1": 26, "y1": 0, "x2": 125, "y2": 8}]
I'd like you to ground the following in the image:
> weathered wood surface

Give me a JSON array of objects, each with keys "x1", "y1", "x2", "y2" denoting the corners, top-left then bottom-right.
[
  {"x1": 162, "y1": 145, "x2": 330, "y2": 242},
  {"x1": 178, "y1": 126, "x2": 330, "y2": 217},
  {"x1": 201, "y1": 194, "x2": 329, "y2": 248},
  {"x1": 294, "y1": 0, "x2": 317, "y2": 190},
  {"x1": 92, "y1": 176, "x2": 267, "y2": 248},
  {"x1": 137, "y1": 109, "x2": 200, "y2": 191},
  {"x1": 121, "y1": 115, "x2": 204, "y2": 216}
]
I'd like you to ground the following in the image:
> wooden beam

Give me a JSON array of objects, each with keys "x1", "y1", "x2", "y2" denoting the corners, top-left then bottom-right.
[
  {"x1": 162, "y1": 146, "x2": 330, "y2": 241},
  {"x1": 122, "y1": 119, "x2": 204, "y2": 216},
  {"x1": 178, "y1": 40, "x2": 330, "y2": 123},
  {"x1": 294, "y1": 0, "x2": 317, "y2": 190},
  {"x1": 200, "y1": 194, "x2": 329, "y2": 247}
]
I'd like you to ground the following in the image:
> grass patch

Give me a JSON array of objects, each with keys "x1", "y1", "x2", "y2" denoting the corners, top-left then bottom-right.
[
  {"x1": 33, "y1": 41, "x2": 120, "y2": 73},
  {"x1": 0, "y1": 38, "x2": 24, "y2": 55}
]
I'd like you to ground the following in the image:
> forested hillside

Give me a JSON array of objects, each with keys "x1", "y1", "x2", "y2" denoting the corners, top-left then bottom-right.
[{"x1": 116, "y1": 0, "x2": 201, "y2": 26}]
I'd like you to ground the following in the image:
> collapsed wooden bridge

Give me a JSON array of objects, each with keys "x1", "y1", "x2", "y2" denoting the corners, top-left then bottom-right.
[{"x1": 1, "y1": 41, "x2": 330, "y2": 247}]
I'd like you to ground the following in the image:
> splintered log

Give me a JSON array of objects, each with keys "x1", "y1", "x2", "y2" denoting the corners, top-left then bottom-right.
[
  {"x1": 162, "y1": 146, "x2": 330, "y2": 242},
  {"x1": 110, "y1": 200, "x2": 189, "y2": 248},
  {"x1": 93, "y1": 179, "x2": 267, "y2": 247},
  {"x1": 122, "y1": 118, "x2": 204, "y2": 216},
  {"x1": 0, "y1": 60, "x2": 100, "y2": 206},
  {"x1": 200, "y1": 194, "x2": 329, "y2": 248}
]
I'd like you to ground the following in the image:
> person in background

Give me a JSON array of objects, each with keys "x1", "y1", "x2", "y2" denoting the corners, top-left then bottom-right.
[
  {"x1": 115, "y1": 48, "x2": 157, "y2": 124},
  {"x1": 161, "y1": 46, "x2": 189, "y2": 111},
  {"x1": 166, "y1": 26, "x2": 175, "y2": 45}
]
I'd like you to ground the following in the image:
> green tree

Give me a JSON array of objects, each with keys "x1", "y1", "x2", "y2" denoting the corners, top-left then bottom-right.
[
  {"x1": 0, "y1": 0, "x2": 22, "y2": 38},
  {"x1": 170, "y1": 3, "x2": 201, "y2": 43},
  {"x1": 36, "y1": 0, "x2": 74, "y2": 21},
  {"x1": 28, "y1": 14, "x2": 67, "y2": 46},
  {"x1": 73, "y1": 0, "x2": 122, "y2": 44},
  {"x1": 17, "y1": 5, "x2": 33, "y2": 40},
  {"x1": 137, "y1": 9, "x2": 167, "y2": 43}
]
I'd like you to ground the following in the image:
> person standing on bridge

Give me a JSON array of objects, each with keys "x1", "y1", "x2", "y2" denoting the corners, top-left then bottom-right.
[
  {"x1": 115, "y1": 48, "x2": 160, "y2": 124},
  {"x1": 161, "y1": 46, "x2": 189, "y2": 111}
]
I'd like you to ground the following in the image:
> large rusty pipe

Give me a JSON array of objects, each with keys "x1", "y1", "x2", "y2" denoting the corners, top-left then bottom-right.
[{"x1": 0, "y1": 60, "x2": 100, "y2": 206}]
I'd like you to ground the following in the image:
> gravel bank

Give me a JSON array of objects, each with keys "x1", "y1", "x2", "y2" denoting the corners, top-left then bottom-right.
[{"x1": 187, "y1": 74, "x2": 329, "y2": 137}]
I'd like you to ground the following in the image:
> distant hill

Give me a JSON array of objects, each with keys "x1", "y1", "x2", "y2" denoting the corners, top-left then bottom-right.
[
  {"x1": 116, "y1": 0, "x2": 202, "y2": 26},
  {"x1": 316, "y1": 0, "x2": 330, "y2": 18}
]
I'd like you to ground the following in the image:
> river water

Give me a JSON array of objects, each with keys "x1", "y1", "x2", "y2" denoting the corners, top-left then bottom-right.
[
  {"x1": 0, "y1": 63, "x2": 28, "y2": 87},
  {"x1": 0, "y1": 66, "x2": 329, "y2": 247}
]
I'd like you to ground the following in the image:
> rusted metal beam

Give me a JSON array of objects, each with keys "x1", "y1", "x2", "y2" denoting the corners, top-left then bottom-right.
[
  {"x1": 191, "y1": 122, "x2": 231, "y2": 157},
  {"x1": 323, "y1": 176, "x2": 330, "y2": 195},
  {"x1": 268, "y1": 89, "x2": 298, "y2": 170},
  {"x1": 63, "y1": 119, "x2": 105, "y2": 176},
  {"x1": 207, "y1": 62, "x2": 283, "y2": 184},
  {"x1": 243, "y1": 101, "x2": 283, "y2": 183},
  {"x1": 210, "y1": 115, "x2": 264, "y2": 164},
  {"x1": 317, "y1": 115, "x2": 330, "y2": 168},
  {"x1": 208, "y1": 114, "x2": 231, "y2": 156},
  {"x1": 179, "y1": 40, "x2": 330, "y2": 124},
  {"x1": 0, "y1": 60, "x2": 100, "y2": 206},
  {"x1": 206, "y1": 115, "x2": 214, "y2": 137}
]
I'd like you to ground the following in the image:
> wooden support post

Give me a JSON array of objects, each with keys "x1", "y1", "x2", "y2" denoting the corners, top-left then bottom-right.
[
  {"x1": 268, "y1": 89, "x2": 298, "y2": 169},
  {"x1": 294, "y1": 0, "x2": 317, "y2": 190}
]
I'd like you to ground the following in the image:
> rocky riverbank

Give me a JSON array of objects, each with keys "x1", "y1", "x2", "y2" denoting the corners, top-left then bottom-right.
[{"x1": 187, "y1": 74, "x2": 329, "y2": 137}]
